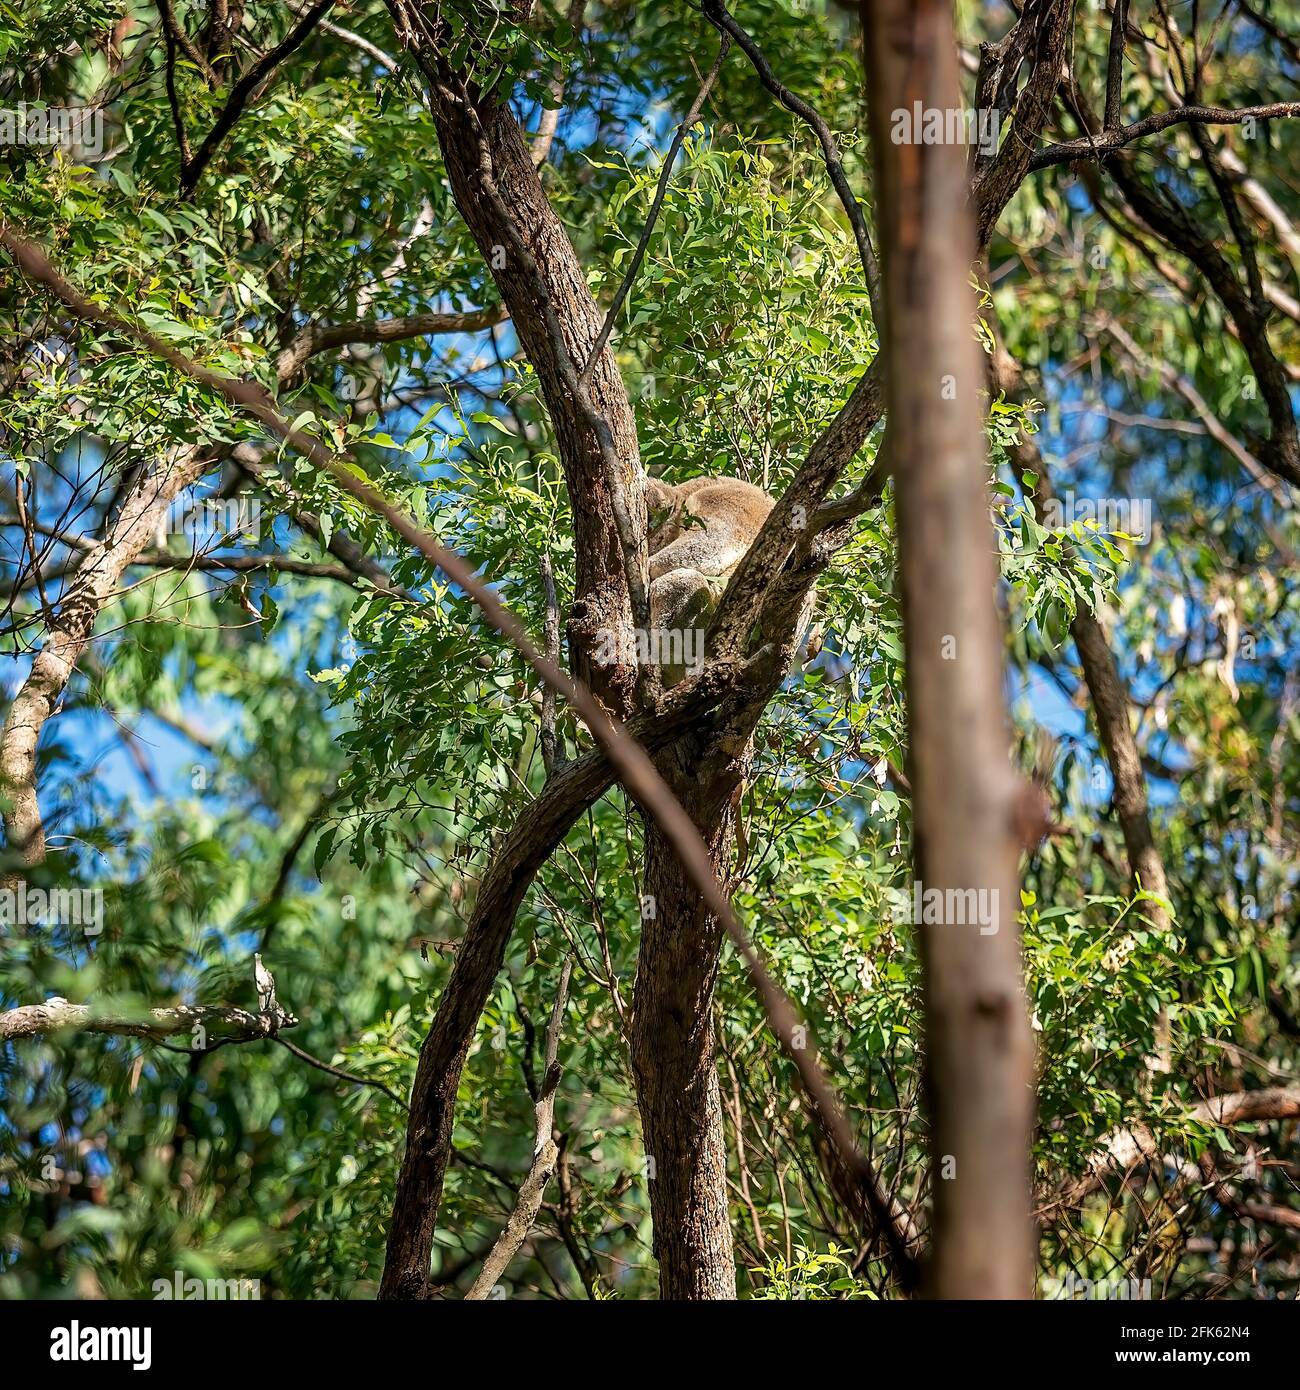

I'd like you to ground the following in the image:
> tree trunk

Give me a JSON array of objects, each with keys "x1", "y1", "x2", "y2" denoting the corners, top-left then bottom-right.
[
  {"x1": 1, "y1": 444, "x2": 206, "y2": 871},
  {"x1": 628, "y1": 738, "x2": 744, "y2": 1299},
  {"x1": 393, "y1": 2, "x2": 644, "y2": 716},
  {"x1": 862, "y1": 0, "x2": 1036, "y2": 1298},
  {"x1": 377, "y1": 672, "x2": 740, "y2": 1299}
]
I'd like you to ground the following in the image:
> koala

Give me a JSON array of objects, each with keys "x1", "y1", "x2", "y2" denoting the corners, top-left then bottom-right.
[
  {"x1": 647, "y1": 472, "x2": 772, "y2": 602},
  {"x1": 646, "y1": 473, "x2": 818, "y2": 686}
]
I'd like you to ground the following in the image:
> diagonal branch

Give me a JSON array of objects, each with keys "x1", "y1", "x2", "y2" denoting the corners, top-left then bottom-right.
[
  {"x1": 180, "y1": 0, "x2": 336, "y2": 196},
  {"x1": 972, "y1": 0, "x2": 1075, "y2": 245},
  {"x1": 701, "y1": 0, "x2": 880, "y2": 318},
  {"x1": 0, "y1": 224, "x2": 910, "y2": 1301},
  {"x1": 0, "y1": 442, "x2": 208, "y2": 870},
  {"x1": 1049, "y1": 1085, "x2": 1300, "y2": 1214},
  {"x1": 464, "y1": 955, "x2": 573, "y2": 1299},
  {"x1": 1098, "y1": 315, "x2": 1288, "y2": 503},
  {"x1": 386, "y1": 3, "x2": 645, "y2": 711},
  {"x1": 579, "y1": 31, "x2": 731, "y2": 382}
]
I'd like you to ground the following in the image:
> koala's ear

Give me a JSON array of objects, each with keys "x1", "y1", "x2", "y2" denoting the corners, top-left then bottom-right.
[
  {"x1": 643, "y1": 476, "x2": 672, "y2": 511},
  {"x1": 644, "y1": 476, "x2": 676, "y2": 532}
]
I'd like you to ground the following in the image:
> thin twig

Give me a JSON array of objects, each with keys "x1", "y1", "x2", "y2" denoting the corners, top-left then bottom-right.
[{"x1": 579, "y1": 32, "x2": 730, "y2": 381}]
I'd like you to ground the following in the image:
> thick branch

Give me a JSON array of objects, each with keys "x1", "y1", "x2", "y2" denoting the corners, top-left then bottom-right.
[
  {"x1": 387, "y1": 3, "x2": 646, "y2": 710},
  {"x1": 972, "y1": 0, "x2": 1075, "y2": 246},
  {"x1": 0, "y1": 995, "x2": 295, "y2": 1044},
  {"x1": 275, "y1": 304, "x2": 509, "y2": 384}
]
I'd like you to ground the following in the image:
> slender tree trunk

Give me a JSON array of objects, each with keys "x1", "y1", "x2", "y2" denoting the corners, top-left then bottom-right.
[
  {"x1": 862, "y1": 0, "x2": 1036, "y2": 1298},
  {"x1": 628, "y1": 738, "x2": 744, "y2": 1299},
  {"x1": 994, "y1": 359, "x2": 1171, "y2": 933},
  {"x1": 1, "y1": 444, "x2": 206, "y2": 871}
]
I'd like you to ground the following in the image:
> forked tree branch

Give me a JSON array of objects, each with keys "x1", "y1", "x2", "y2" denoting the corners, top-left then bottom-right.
[
  {"x1": 1031, "y1": 101, "x2": 1300, "y2": 170},
  {"x1": 465, "y1": 955, "x2": 573, "y2": 1299},
  {"x1": 0, "y1": 224, "x2": 913, "y2": 1300},
  {"x1": 180, "y1": 0, "x2": 337, "y2": 195}
]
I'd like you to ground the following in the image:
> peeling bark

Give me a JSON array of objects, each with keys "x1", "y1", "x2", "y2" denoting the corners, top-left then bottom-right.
[
  {"x1": 0, "y1": 994, "x2": 295, "y2": 1044},
  {"x1": 1, "y1": 444, "x2": 207, "y2": 870}
]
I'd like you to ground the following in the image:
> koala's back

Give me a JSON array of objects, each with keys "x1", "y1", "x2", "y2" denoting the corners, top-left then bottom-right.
[{"x1": 647, "y1": 475, "x2": 773, "y2": 579}]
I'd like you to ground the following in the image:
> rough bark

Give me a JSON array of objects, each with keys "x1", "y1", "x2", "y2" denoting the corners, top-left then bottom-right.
[
  {"x1": 1070, "y1": 618, "x2": 1171, "y2": 917},
  {"x1": 628, "y1": 736, "x2": 746, "y2": 1300},
  {"x1": 862, "y1": 0, "x2": 1036, "y2": 1298},
  {"x1": 390, "y1": 0, "x2": 644, "y2": 715},
  {"x1": 378, "y1": 663, "x2": 746, "y2": 1300},
  {"x1": 969, "y1": 0, "x2": 1074, "y2": 247}
]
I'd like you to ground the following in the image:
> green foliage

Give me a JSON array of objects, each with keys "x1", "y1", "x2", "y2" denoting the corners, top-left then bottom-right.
[{"x1": 1, "y1": 0, "x2": 1297, "y2": 1303}]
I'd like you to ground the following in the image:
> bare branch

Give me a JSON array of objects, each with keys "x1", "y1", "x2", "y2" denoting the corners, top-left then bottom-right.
[
  {"x1": 276, "y1": 1036, "x2": 408, "y2": 1109},
  {"x1": 0, "y1": 443, "x2": 208, "y2": 869},
  {"x1": 465, "y1": 955, "x2": 573, "y2": 1299},
  {"x1": 530, "y1": 0, "x2": 587, "y2": 167},
  {"x1": 1, "y1": 995, "x2": 295, "y2": 1044},
  {"x1": 276, "y1": 304, "x2": 509, "y2": 384},
  {"x1": 702, "y1": 0, "x2": 881, "y2": 318},
  {"x1": 1031, "y1": 101, "x2": 1300, "y2": 170},
  {"x1": 1099, "y1": 315, "x2": 1288, "y2": 502},
  {"x1": 579, "y1": 31, "x2": 730, "y2": 382},
  {"x1": 133, "y1": 550, "x2": 364, "y2": 583},
  {"x1": 180, "y1": 0, "x2": 336, "y2": 196},
  {"x1": 1051, "y1": 1086, "x2": 1300, "y2": 1213},
  {"x1": 155, "y1": 0, "x2": 218, "y2": 87}
]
